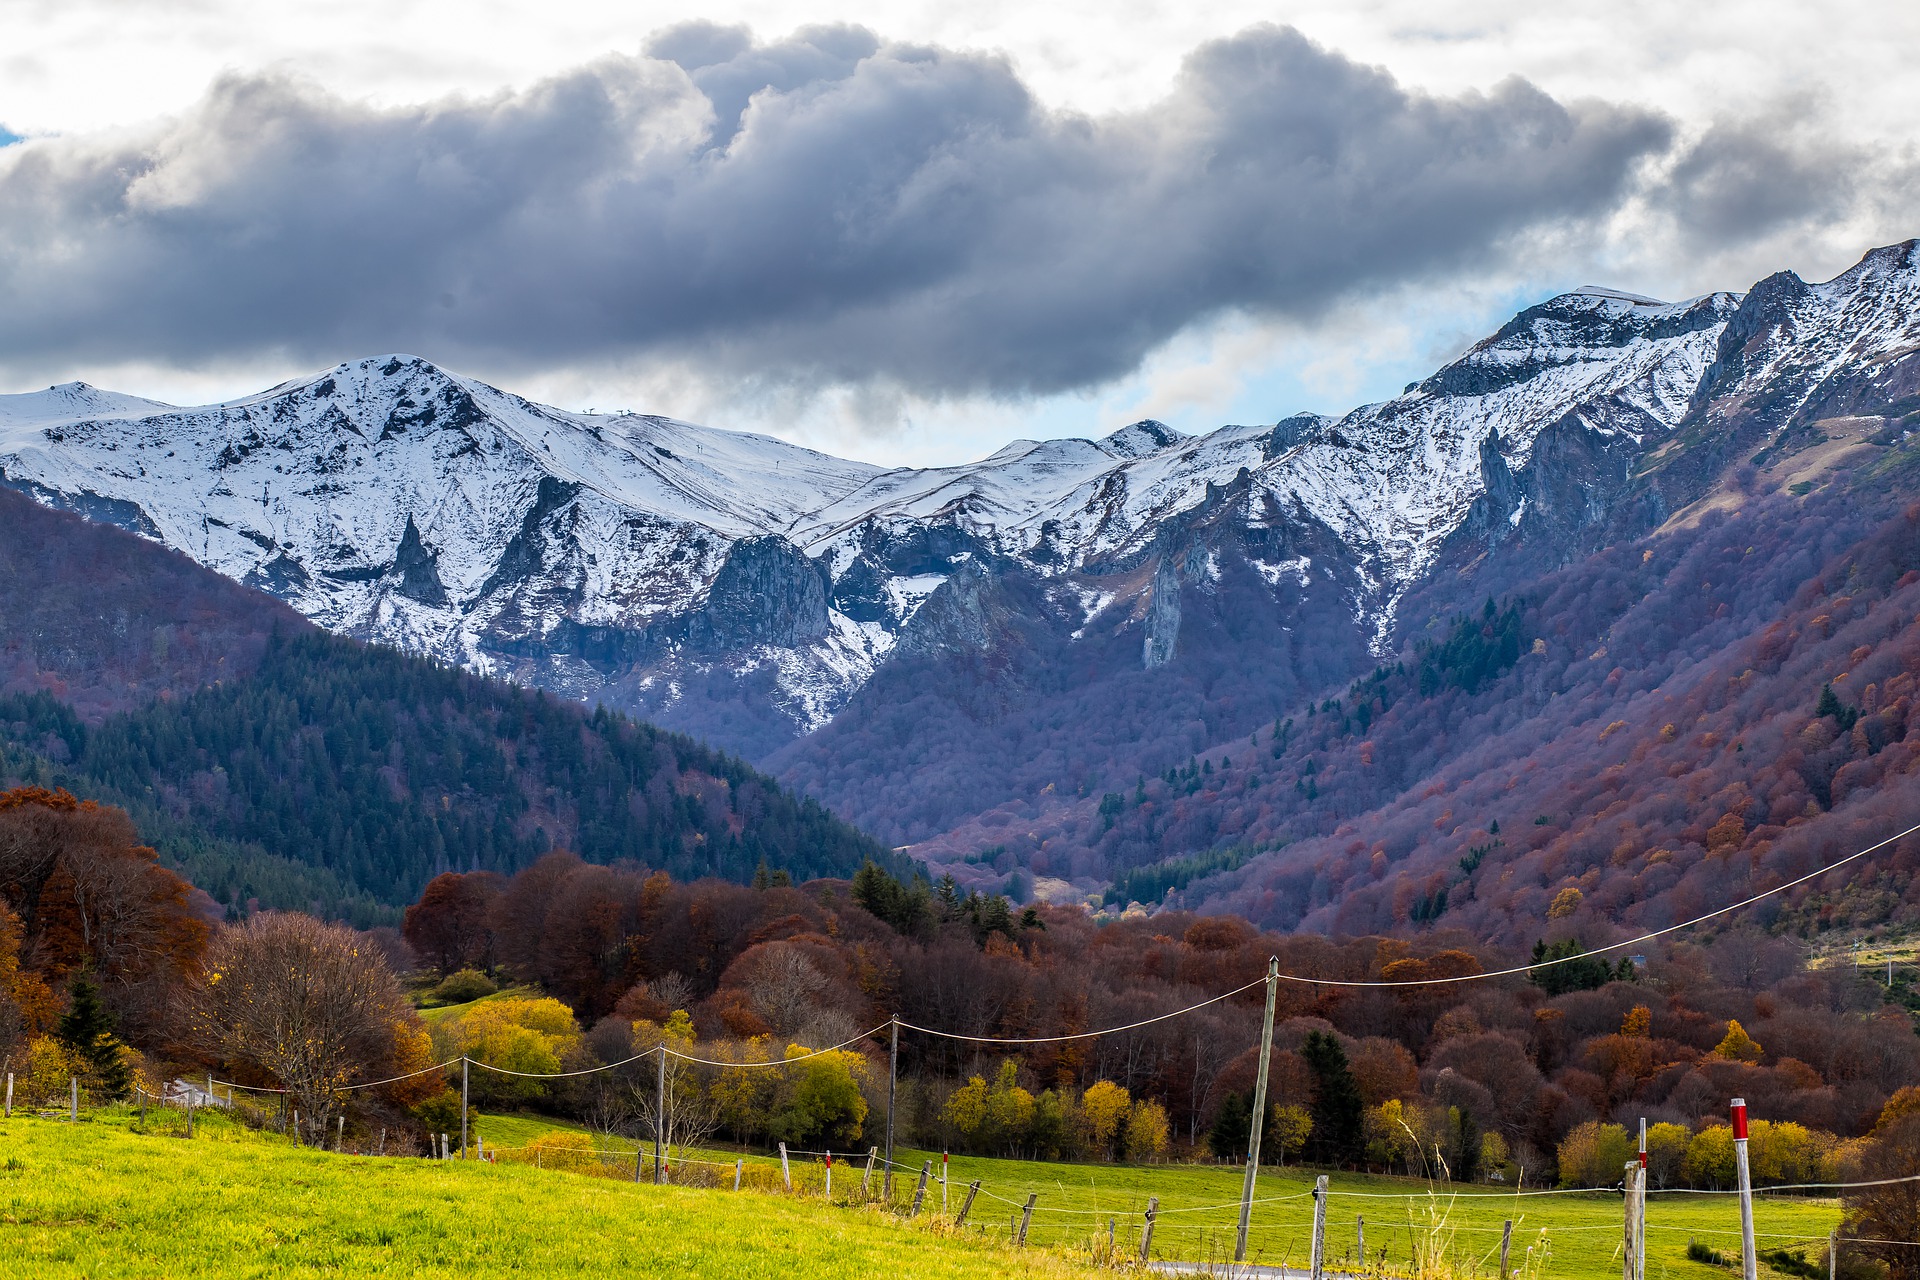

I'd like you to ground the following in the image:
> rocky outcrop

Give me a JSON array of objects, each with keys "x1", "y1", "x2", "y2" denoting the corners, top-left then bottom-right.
[
  {"x1": 694, "y1": 535, "x2": 830, "y2": 651},
  {"x1": 390, "y1": 514, "x2": 450, "y2": 607}
]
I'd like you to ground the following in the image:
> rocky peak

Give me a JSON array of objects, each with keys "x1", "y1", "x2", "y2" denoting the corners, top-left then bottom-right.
[{"x1": 1099, "y1": 420, "x2": 1188, "y2": 458}]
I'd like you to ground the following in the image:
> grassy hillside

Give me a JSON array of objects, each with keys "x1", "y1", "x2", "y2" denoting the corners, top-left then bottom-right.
[{"x1": 0, "y1": 1111, "x2": 1091, "y2": 1280}]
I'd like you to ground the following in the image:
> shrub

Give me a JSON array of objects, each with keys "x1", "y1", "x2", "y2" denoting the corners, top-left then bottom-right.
[
  {"x1": 21, "y1": 1035, "x2": 79, "y2": 1106},
  {"x1": 410, "y1": 1090, "x2": 469, "y2": 1143},
  {"x1": 1688, "y1": 1238, "x2": 1731, "y2": 1267},
  {"x1": 431, "y1": 969, "x2": 497, "y2": 1004}
]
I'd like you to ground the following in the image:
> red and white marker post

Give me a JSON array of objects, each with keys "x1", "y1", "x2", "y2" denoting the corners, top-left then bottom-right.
[{"x1": 1732, "y1": 1098, "x2": 1757, "y2": 1280}]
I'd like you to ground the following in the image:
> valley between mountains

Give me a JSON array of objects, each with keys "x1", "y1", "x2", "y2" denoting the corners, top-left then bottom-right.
[{"x1": 6, "y1": 240, "x2": 1920, "y2": 942}]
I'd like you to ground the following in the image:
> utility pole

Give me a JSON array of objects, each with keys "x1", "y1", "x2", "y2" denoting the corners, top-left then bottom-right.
[
  {"x1": 1235, "y1": 956, "x2": 1281, "y2": 1263},
  {"x1": 884, "y1": 1016, "x2": 899, "y2": 1200},
  {"x1": 654, "y1": 1044, "x2": 667, "y2": 1184}
]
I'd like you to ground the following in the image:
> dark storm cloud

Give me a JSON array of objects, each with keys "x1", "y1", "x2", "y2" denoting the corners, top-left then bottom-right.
[
  {"x1": 1659, "y1": 114, "x2": 1866, "y2": 245},
  {"x1": 0, "y1": 24, "x2": 1675, "y2": 395}
]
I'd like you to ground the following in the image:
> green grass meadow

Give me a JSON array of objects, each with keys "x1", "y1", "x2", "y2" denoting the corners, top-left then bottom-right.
[
  {"x1": 0, "y1": 1108, "x2": 1842, "y2": 1279},
  {"x1": 893, "y1": 1147, "x2": 1842, "y2": 1279},
  {"x1": 0, "y1": 1110, "x2": 1093, "y2": 1280}
]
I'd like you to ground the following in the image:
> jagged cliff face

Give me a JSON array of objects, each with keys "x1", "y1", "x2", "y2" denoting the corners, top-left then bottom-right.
[{"x1": 4, "y1": 244, "x2": 1919, "y2": 783}]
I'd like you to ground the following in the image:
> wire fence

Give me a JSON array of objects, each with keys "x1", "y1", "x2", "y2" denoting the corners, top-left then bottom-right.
[{"x1": 14, "y1": 1082, "x2": 1910, "y2": 1273}]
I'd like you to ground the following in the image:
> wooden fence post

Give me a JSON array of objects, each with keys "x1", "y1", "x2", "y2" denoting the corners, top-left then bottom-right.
[
  {"x1": 825, "y1": 1151, "x2": 833, "y2": 1199},
  {"x1": 70, "y1": 1076, "x2": 78, "y2": 1121},
  {"x1": 1139, "y1": 1197, "x2": 1159, "y2": 1262},
  {"x1": 942, "y1": 1150, "x2": 949, "y2": 1213},
  {"x1": 1017, "y1": 1193, "x2": 1036, "y2": 1246},
  {"x1": 1501, "y1": 1220, "x2": 1514, "y2": 1280},
  {"x1": 460, "y1": 1059, "x2": 469, "y2": 1160},
  {"x1": 1358, "y1": 1215, "x2": 1365, "y2": 1266},
  {"x1": 734, "y1": 1159, "x2": 743, "y2": 1191},
  {"x1": 377, "y1": 1128, "x2": 386, "y2": 1157},
  {"x1": 1309, "y1": 1174, "x2": 1328, "y2": 1280},
  {"x1": 1828, "y1": 1231, "x2": 1838, "y2": 1280},
  {"x1": 862, "y1": 1147, "x2": 876, "y2": 1198},
  {"x1": 779, "y1": 1141, "x2": 791, "y2": 1191},
  {"x1": 955, "y1": 1179, "x2": 981, "y2": 1227},
  {"x1": 911, "y1": 1161, "x2": 931, "y2": 1216},
  {"x1": 4, "y1": 1072, "x2": 11, "y2": 1118},
  {"x1": 337, "y1": 1115, "x2": 345, "y2": 1153},
  {"x1": 1623, "y1": 1162, "x2": 1635, "y2": 1280},
  {"x1": 186, "y1": 1092, "x2": 194, "y2": 1139}
]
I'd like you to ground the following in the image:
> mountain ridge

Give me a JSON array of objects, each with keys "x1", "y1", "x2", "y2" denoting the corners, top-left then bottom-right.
[{"x1": 8, "y1": 240, "x2": 1920, "y2": 932}]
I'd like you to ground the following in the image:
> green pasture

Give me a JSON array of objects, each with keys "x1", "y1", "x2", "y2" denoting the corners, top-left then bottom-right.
[
  {"x1": 890, "y1": 1147, "x2": 1842, "y2": 1279},
  {"x1": 0, "y1": 1106, "x2": 1843, "y2": 1280},
  {"x1": 0, "y1": 1109, "x2": 1092, "y2": 1280}
]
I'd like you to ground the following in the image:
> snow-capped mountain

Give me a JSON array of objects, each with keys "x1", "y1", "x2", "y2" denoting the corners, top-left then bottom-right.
[{"x1": 5, "y1": 242, "x2": 1918, "y2": 762}]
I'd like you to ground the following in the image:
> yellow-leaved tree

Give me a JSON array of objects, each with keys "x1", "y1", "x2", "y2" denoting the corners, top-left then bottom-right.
[
  {"x1": 1557, "y1": 1121, "x2": 1633, "y2": 1188},
  {"x1": 1079, "y1": 1080, "x2": 1131, "y2": 1159},
  {"x1": 1270, "y1": 1104, "x2": 1313, "y2": 1164},
  {"x1": 1365, "y1": 1099, "x2": 1415, "y2": 1173},
  {"x1": 1646, "y1": 1121, "x2": 1692, "y2": 1188},
  {"x1": 1712, "y1": 1019, "x2": 1763, "y2": 1063},
  {"x1": 1123, "y1": 1099, "x2": 1171, "y2": 1162},
  {"x1": 435, "y1": 996, "x2": 581, "y2": 1105},
  {"x1": 708, "y1": 1036, "x2": 775, "y2": 1147},
  {"x1": 1684, "y1": 1125, "x2": 1737, "y2": 1189}
]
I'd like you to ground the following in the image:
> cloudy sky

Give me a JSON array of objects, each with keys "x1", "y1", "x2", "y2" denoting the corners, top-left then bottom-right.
[{"x1": 1, "y1": 0, "x2": 1914, "y2": 465}]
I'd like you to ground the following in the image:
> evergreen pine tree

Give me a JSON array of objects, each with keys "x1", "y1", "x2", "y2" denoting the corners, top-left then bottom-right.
[
  {"x1": 1447, "y1": 1106, "x2": 1481, "y2": 1182},
  {"x1": 56, "y1": 972, "x2": 133, "y2": 1102},
  {"x1": 1208, "y1": 1091, "x2": 1251, "y2": 1161},
  {"x1": 1300, "y1": 1030, "x2": 1364, "y2": 1167}
]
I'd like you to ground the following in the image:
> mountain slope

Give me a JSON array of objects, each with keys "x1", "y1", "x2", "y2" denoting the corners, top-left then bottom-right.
[{"x1": 0, "y1": 489, "x2": 897, "y2": 922}]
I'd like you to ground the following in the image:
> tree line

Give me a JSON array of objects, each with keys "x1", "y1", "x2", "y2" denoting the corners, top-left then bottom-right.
[{"x1": 0, "y1": 629, "x2": 898, "y2": 924}]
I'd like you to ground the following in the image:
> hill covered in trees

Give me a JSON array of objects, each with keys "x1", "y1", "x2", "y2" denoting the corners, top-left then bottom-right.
[
  {"x1": 393, "y1": 853, "x2": 1920, "y2": 1190},
  {"x1": 900, "y1": 471, "x2": 1920, "y2": 944},
  {"x1": 0, "y1": 491, "x2": 897, "y2": 922}
]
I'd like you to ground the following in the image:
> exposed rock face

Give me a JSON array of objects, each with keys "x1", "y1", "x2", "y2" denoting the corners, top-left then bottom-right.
[
  {"x1": 1142, "y1": 555, "x2": 1182, "y2": 668},
  {"x1": 391, "y1": 514, "x2": 450, "y2": 607},
  {"x1": 695, "y1": 536, "x2": 830, "y2": 651}
]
